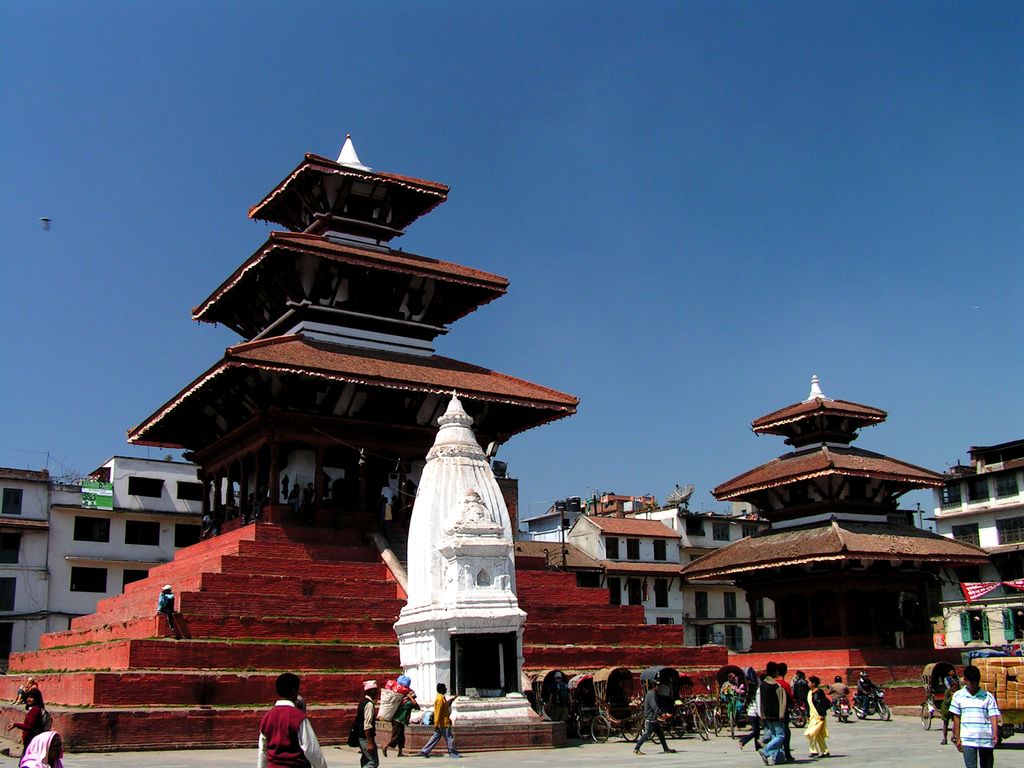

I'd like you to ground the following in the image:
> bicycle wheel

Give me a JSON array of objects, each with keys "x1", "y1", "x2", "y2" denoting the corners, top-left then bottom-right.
[
  {"x1": 708, "y1": 707, "x2": 722, "y2": 736},
  {"x1": 920, "y1": 702, "x2": 932, "y2": 730},
  {"x1": 790, "y1": 708, "x2": 806, "y2": 729},
  {"x1": 729, "y1": 707, "x2": 737, "y2": 739},
  {"x1": 621, "y1": 717, "x2": 641, "y2": 743},
  {"x1": 693, "y1": 714, "x2": 710, "y2": 741},
  {"x1": 591, "y1": 714, "x2": 610, "y2": 743},
  {"x1": 878, "y1": 701, "x2": 891, "y2": 721}
]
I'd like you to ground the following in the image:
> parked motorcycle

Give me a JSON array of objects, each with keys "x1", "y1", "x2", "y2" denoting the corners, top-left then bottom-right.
[
  {"x1": 789, "y1": 701, "x2": 808, "y2": 728},
  {"x1": 831, "y1": 693, "x2": 851, "y2": 723},
  {"x1": 854, "y1": 689, "x2": 891, "y2": 721}
]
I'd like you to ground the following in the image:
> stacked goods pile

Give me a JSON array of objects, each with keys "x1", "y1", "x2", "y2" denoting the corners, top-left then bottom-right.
[{"x1": 976, "y1": 658, "x2": 1023, "y2": 711}]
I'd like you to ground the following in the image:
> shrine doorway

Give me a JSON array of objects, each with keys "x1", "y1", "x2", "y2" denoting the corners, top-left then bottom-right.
[{"x1": 451, "y1": 633, "x2": 519, "y2": 696}]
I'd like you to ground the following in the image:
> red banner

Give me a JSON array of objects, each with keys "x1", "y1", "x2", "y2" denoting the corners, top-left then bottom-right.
[
  {"x1": 961, "y1": 582, "x2": 1002, "y2": 602},
  {"x1": 1003, "y1": 579, "x2": 1024, "y2": 592}
]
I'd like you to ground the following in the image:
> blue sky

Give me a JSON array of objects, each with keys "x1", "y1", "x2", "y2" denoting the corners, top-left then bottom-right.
[{"x1": 2, "y1": 2, "x2": 1021, "y2": 520}]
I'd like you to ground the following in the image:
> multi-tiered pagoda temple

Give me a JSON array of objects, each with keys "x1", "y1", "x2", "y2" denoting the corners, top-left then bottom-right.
[
  {"x1": 128, "y1": 136, "x2": 578, "y2": 531},
  {"x1": 683, "y1": 376, "x2": 988, "y2": 653}
]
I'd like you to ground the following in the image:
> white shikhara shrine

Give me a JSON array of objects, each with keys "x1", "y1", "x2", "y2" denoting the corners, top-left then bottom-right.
[{"x1": 394, "y1": 394, "x2": 537, "y2": 723}]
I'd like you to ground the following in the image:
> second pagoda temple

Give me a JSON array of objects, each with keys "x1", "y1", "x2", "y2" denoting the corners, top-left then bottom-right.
[
  {"x1": 128, "y1": 137, "x2": 578, "y2": 534},
  {"x1": 683, "y1": 376, "x2": 989, "y2": 652}
]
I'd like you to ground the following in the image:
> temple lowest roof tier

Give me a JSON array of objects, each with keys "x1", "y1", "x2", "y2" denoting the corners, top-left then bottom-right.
[
  {"x1": 191, "y1": 231, "x2": 508, "y2": 339},
  {"x1": 127, "y1": 335, "x2": 578, "y2": 453},
  {"x1": 680, "y1": 519, "x2": 989, "y2": 581},
  {"x1": 713, "y1": 445, "x2": 943, "y2": 501}
]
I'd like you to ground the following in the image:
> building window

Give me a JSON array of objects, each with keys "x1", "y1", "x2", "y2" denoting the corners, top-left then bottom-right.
[
  {"x1": 967, "y1": 476, "x2": 990, "y2": 503},
  {"x1": 654, "y1": 578, "x2": 669, "y2": 608},
  {"x1": 176, "y1": 481, "x2": 203, "y2": 501},
  {"x1": 960, "y1": 610, "x2": 989, "y2": 643},
  {"x1": 74, "y1": 516, "x2": 110, "y2": 542},
  {"x1": 125, "y1": 520, "x2": 160, "y2": 546},
  {"x1": 951, "y1": 523, "x2": 980, "y2": 547},
  {"x1": 70, "y1": 567, "x2": 107, "y2": 593},
  {"x1": 0, "y1": 578, "x2": 14, "y2": 611},
  {"x1": 0, "y1": 533, "x2": 20, "y2": 564},
  {"x1": 656, "y1": 617, "x2": 675, "y2": 625},
  {"x1": 1008, "y1": 607, "x2": 1024, "y2": 640},
  {"x1": 696, "y1": 624, "x2": 714, "y2": 645},
  {"x1": 725, "y1": 624, "x2": 744, "y2": 650},
  {"x1": 0, "y1": 623, "x2": 11, "y2": 661},
  {"x1": 605, "y1": 537, "x2": 620, "y2": 559},
  {"x1": 685, "y1": 518, "x2": 705, "y2": 537},
  {"x1": 756, "y1": 624, "x2": 773, "y2": 641},
  {"x1": 712, "y1": 522, "x2": 730, "y2": 542},
  {"x1": 608, "y1": 578, "x2": 621, "y2": 605},
  {"x1": 627, "y1": 578, "x2": 643, "y2": 605},
  {"x1": 724, "y1": 592, "x2": 737, "y2": 618},
  {"x1": 753, "y1": 597, "x2": 765, "y2": 618},
  {"x1": 995, "y1": 474, "x2": 1019, "y2": 499},
  {"x1": 695, "y1": 591, "x2": 708, "y2": 619},
  {"x1": 127, "y1": 476, "x2": 164, "y2": 498},
  {"x1": 1, "y1": 489, "x2": 22, "y2": 516},
  {"x1": 175, "y1": 524, "x2": 201, "y2": 548},
  {"x1": 122, "y1": 569, "x2": 148, "y2": 589},
  {"x1": 996, "y1": 517, "x2": 1024, "y2": 546},
  {"x1": 653, "y1": 539, "x2": 667, "y2": 561},
  {"x1": 741, "y1": 523, "x2": 758, "y2": 538},
  {"x1": 626, "y1": 539, "x2": 640, "y2": 560},
  {"x1": 941, "y1": 484, "x2": 963, "y2": 507}
]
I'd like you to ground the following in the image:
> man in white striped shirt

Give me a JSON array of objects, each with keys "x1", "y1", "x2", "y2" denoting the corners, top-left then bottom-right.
[{"x1": 949, "y1": 665, "x2": 1000, "y2": 768}]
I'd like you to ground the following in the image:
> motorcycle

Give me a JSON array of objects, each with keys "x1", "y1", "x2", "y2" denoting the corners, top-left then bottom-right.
[
  {"x1": 789, "y1": 701, "x2": 808, "y2": 728},
  {"x1": 854, "y1": 689, "x2": 891, "y2": 721},
  {"x1": 830, "y1": 693, "x2": 851, "y2": 723}
]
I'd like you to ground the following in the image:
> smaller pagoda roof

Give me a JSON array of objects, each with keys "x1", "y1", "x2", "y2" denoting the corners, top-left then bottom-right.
[
  {"x1": 248, "y1": 153, "x2": 449, "y2": 234},
  {"x1": 681, "y1": 519, "x2": 989, "y2": 581},
  {"x1": 579, "y1": 517, "x2": 681, "y2": 539},
  {"x1": 713, "y1": 445, "x2": 943, "y2": 501},
  {"x1": 752, "y1": 398, "x2": 887, "y2": 435}
]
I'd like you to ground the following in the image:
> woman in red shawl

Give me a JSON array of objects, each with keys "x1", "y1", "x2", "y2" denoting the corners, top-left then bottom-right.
[{"x1": 7, "y1": 689, "x2": 45, "y2": 754}]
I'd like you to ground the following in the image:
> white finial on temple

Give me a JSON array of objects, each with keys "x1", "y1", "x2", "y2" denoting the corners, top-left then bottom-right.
[
  {"x1": 805, "y1": 374, "x2": 828, "y2": 402},
  {"x1": 337, "y1": 134, "x2": 370, "y2": 171}
]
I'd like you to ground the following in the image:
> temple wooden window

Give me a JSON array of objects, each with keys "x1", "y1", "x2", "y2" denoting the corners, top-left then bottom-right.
[
  {"x1": 713, "y1": 522, "x2": 730, "y2": 542},
  {"x1": 995, "y1": 474, "x2": 1019, "y2": 499},
  {"x1": 653, "y1": 539, "x2": 667, "y2": 561},
  {"x1": 0, "y1": 578, "x2": 14, "y2": 610},
  {"x1": 695, "y1": 591, "x2": 709, "y2": 619},
  {"x1": 1, "y1": 489, "x2": 22, "y2": 515},
  {"x1": 1006, "y1": 607, "x2": 1024, "y2": 640},
  {"x1": 605, "y1": 536, "x2": 620, "y2": 559},
  {"x1": 654, "y1": 578, "x2": 669, "y2": 607},
  {"x1": 70, "y1": 566, "x2": 107, "y2": 593},
  {"x1": 724, "y1": 591, "x2": 737, "y2": 618},
  {"x1": 74, "y1": 516, "x2": 110, "y2": 543},
  {"x1": 996, "y1": 516, "x2": 1024, "y2": 546},
  {"x1": 608, "y1": 578, "x2": 621, "y2": 605},
  {"x1": 127, "y1": 476, "x2": 164, "y2": 498},
  {"x1": 176, "y1": 481, "x2": 203, "y2": 501},
  {"x1": 967, "y1": 476, "x2": 990, "y2": 502},
  {"x1": 122, "y1": 569, "x2": 148, "y2": 589},
  {"x1": 626, "y1": 538, "x2": 640, "y2": 560},
  {"x1": 0, "y1": 533, "x2": 20, "y2": 564},
  {"x1": 961, "y1": 610, "x2": 989, "y2": 643},
  {"x1": 951, "y1": 523, "x2": 980, "y2": 547},
  {"x1": 941, "y1": 483, "x2": 963, "y2": 508},
  {"x1": 125, "y1": 520, "x2": 160, "y2": 546}
]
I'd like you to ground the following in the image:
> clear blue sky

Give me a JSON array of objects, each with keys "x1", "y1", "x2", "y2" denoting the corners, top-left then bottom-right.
[{"x1": 2, "y1": 2, "x2": 1021, "y2": 520}]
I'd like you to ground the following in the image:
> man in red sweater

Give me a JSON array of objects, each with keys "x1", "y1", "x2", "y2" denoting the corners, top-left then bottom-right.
[{"x1": 257, "y1": 673, "x2": 328, "y2": 768}]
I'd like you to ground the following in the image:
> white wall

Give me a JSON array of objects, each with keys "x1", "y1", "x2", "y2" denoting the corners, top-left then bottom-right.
[{"x1": 0, "y1": 472, "x2": 51, "y2": 657}]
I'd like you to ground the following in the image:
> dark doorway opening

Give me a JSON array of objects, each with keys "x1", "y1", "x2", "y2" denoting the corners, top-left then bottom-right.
[{"x1": 451, "y1": 633, "x2": 519, "y2": 696}]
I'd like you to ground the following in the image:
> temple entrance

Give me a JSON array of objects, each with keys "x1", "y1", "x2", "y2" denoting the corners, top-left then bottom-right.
[{"x1": 451, "y1": 633, "x2": 519, "y2": 695}]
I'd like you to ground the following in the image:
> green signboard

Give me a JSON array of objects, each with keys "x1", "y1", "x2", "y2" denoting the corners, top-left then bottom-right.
[{"x1": 81, "y1": 480, "x2": 113, "y2": 510}]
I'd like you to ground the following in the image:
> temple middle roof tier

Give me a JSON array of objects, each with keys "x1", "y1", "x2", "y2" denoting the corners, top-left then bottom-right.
[
  {"x1": 713, "y1": 445, "x2": 943, "y2": 502},
  {"x1": 248, "y1": 153, "x2": 449, "y2": 240},
  {"x1": 192, "y1": 231, "x2": 508, "y2": 341},
  {"x1": 681, "y1": 519, "x2": 989, "y2": 581},
  {"x1": 127, "y1": 335, "x2": 578, "y2": 453}
]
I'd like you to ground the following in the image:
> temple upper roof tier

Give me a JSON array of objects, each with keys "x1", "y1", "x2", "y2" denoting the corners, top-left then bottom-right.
[
  {"x1": 248, "y1": 153, "x2": 449, "y2": 241},
  {"x1": 127, "y1": 335, "x2": 578, "y2": 457},
  {"x1": 751, "y1": 376, "x2": 887, "y2": 447},
  {"x1": 681, "y1": 519, "x2": 988, "y2": 581},
  {"x1": 192, "y1": 231, "x2": 508, "y2": 341}
]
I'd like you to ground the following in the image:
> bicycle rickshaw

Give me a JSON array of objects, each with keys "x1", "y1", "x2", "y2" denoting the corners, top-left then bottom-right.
[
  {"x1": 529, "y1": 669, "x2": 566, "y2": 719},
  {"x1": 567, "y1": 673, "x2": 596, "y2": 738},
  {"x1": 713, "y1": 664, "x2": 748, "y2": 737},
  {"x1": 590, "y1": 666, "x2": 641, "y2": 743},
  {"x1": 640, "y1": 666, "x2": 710, "y2": 741},
  {"x1": 920, "y1": 662, "x2": 957, "y2": 730}
]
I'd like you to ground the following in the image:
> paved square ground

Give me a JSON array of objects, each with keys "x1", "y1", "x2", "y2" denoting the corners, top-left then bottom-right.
[{"x1": 23, "y1": 716, "x2": 1024, "y2": 767}]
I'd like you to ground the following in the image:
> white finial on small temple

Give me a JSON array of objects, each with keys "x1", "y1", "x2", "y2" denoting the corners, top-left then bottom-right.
[
  {"x1": 805, "y1": 374, "x2": 828, "y2": 402},
  {"x1": 337, "y1": 134, "x2": 371, "y2": 171}
]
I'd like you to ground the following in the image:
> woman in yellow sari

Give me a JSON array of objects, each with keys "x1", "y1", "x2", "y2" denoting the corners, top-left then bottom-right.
[{"x1": 804, "y1": 675, "x2": 830, "y2": 758}]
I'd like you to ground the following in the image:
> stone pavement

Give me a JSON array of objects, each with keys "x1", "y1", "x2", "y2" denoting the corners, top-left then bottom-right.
[{"x1": 18, "y1": 716, "x2": 1024, "y2": 767}]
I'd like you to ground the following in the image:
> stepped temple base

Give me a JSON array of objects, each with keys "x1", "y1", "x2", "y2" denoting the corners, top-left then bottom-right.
[{"x1": 378, "y1": 718, "x2": 566, "y2": 753}]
